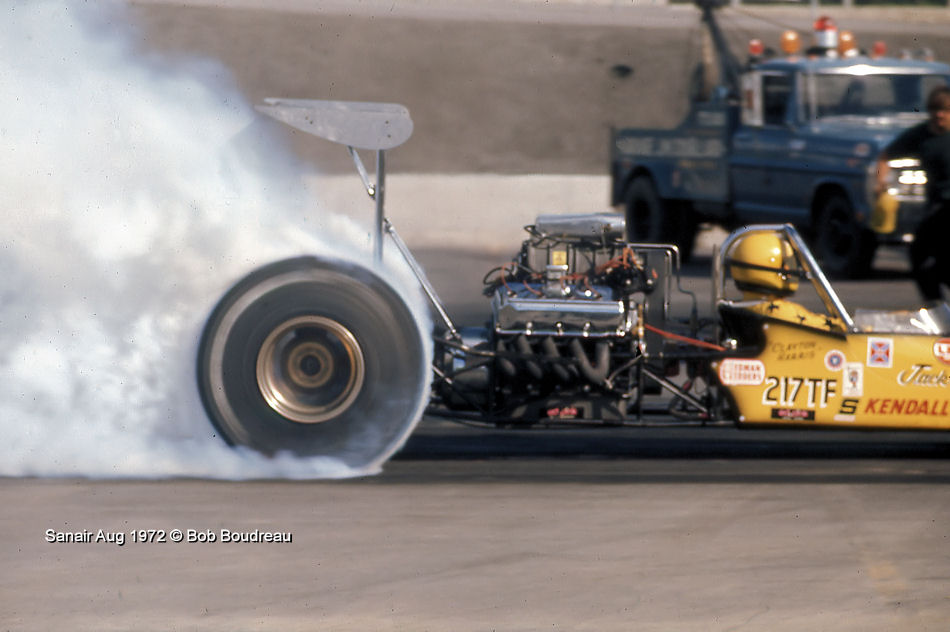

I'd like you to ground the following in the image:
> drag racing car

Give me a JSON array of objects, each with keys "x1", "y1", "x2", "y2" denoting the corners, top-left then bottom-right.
[{"x1": 196, "y1": 100, "x2": 950, "y2": 469}]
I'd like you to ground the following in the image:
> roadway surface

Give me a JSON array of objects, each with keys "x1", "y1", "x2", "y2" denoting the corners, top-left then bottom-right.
[
  {"x1": 5, "y1": 2, "x2": 950, "y2": 631},
  {"x1": 7, "y1": 247, "x2": 950, "y2": 631}
]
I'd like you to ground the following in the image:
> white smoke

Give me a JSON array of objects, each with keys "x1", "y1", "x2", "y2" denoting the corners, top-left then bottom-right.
[{"x1": 0, "y1": 1, "x2": 431, "y2": 478}]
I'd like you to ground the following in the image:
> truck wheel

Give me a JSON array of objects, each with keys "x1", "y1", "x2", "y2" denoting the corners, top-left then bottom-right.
[
  {"x1": 813, "y1": 193, "x2": 876, "y2": 278},
  {"x1": 197, "y1": 256, "x2": 428, "y2": 470},
  {"x1": 625, "y1": 177, "x2": 696, "y2": 262}
]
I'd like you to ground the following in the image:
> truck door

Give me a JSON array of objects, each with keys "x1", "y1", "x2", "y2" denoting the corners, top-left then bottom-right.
[{"x1": 731, "y1": 71, "x2": 805, "y2": 220}]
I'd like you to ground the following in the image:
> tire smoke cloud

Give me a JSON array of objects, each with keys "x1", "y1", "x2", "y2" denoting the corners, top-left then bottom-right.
[{"x1": 0, "y1": 1, "x2": 430, "y2": 478}]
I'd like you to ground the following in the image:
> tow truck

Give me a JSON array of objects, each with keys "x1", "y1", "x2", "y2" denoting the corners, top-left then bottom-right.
[{"x1": 610, "y1": 0, "x2": 950, "y2": 277}]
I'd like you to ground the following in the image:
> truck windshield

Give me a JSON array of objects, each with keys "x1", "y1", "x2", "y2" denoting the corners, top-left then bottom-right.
[{"x1": 807, "y1": 73, "x2": 949, "y2": 120}]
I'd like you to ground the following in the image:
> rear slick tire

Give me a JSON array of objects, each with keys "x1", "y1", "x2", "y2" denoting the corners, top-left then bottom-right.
[{"x1": 197, "y1": 256, "x2": 428, "y2": 470}]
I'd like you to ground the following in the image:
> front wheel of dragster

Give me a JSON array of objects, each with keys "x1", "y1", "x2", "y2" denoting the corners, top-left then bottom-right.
[{"x1": 197, "y1": 256, "x2": 428, "y2": 470}]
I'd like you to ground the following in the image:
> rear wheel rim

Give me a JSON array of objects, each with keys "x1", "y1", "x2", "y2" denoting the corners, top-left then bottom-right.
[{"x1": 255, "y1": 315, "x2": 365, "y2": 424}]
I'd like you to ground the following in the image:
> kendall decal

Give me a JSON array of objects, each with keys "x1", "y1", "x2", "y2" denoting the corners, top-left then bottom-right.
[{"x1": 864, "y1": 398, "x2": 950, "y2": 416}]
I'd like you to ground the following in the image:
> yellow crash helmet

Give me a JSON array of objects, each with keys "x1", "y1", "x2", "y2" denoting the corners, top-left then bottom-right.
[{"x1": 727, "y1": 232, "x2": 799, "y2": 296}]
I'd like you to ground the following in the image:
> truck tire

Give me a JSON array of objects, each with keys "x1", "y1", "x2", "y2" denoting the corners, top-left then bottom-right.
[
  {"x1": 625, "y1": 176, "x2": 697, "y2": 262},
  {"x1": 813, "y1": 193, "x2": 876, "y2": 278},
  {"x1": 197, "y1": 256, "x2": 428, "y2": 470}
]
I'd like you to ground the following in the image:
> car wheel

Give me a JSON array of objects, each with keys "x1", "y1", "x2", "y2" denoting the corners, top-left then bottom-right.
[
  {"x1": 813, "y1": 193, "x2": 876, "y2": 278},
  {"x1": 197, "y1": 256, "x2": 428, "y2": 469},
  {"x1": 625, "y1": 176, "x2": 697, "y2": 262}
]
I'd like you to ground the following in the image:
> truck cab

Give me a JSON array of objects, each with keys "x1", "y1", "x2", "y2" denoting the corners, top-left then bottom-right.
[{"x1": 734, "y1": 53, "x2": 950, "y2": 276}]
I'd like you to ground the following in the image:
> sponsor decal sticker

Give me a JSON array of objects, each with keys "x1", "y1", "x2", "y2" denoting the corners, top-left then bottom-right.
[
  {"x1": 834, "y1": 398, "x2": 859, "y2": 422},
  {"x1": 545, "y1": 406, "x2": 580, "y2": 419},
  {"x1": 896, "y1": 364, "x2": 950, "y2": 387},
  {"x1": 863, "y1": 398, "x2": 950, "y2": 416},
  {"x1": 718, "y1": 359, "x2": 765, "y2": 386},
  {"x1": 771, "y1": 408, "x2": 815, "y2": 421},
  {"x1": 824, "y1": 350, "x2": 846, "y2": 372},
  {"x1": 843, "y1": 362, "x2": 863, "y2": 397},
  {"x1": 867, "y1": 337, "x2": 893, "y2": 368},
  {"x1": 934, "y1": 339, "x2": 950, "y2": 366}
]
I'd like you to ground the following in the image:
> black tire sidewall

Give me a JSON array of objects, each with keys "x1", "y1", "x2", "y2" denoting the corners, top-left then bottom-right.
[
  {"x1": 625, "y1": 177, "x2": 697, "y2": 262},
  {"x1": 625, "y1": 177, "x2": 665, "y2": 243},
  {"x1": 814, "y1": 194, "x2": 875, "y2": 278},
  {"x1": 198, "y1": 257, "x2": 427, "y2": 466}
]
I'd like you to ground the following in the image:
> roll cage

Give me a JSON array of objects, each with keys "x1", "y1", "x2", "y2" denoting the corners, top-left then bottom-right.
[{"x1": 713, "y1": 224, "x2": 855, "y2": 334}]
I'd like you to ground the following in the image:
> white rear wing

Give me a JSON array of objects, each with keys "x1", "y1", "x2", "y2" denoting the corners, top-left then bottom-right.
[
  {"x1": 256, "y1": 98, "x2": 413, "y2": 150},
  {"x1": 256, "y1": 98, "x2": 457, "y2": 336}
]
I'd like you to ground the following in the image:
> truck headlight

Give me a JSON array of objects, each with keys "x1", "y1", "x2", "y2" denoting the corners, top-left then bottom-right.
[{"x1": 885, "y1": 157, "x2": 927, "y2": 199}]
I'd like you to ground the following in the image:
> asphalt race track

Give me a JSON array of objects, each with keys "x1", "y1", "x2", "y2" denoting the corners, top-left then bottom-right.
[
  {"x1": 5, "y1": 2, "x2": 950, "y2": 630},
  {"x1": 7, "y1": 246, "x2": 950, "y2": 631}
]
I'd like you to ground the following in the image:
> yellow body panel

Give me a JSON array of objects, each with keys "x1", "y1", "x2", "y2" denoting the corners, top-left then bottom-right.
[{"x1": 714, "y1": 321, "x2": 950, "y2": 429}]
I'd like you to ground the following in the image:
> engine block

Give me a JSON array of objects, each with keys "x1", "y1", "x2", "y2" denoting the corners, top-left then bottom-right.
[{"x1": 432, "y1": 213, "x2": 672, "y2": 421}]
